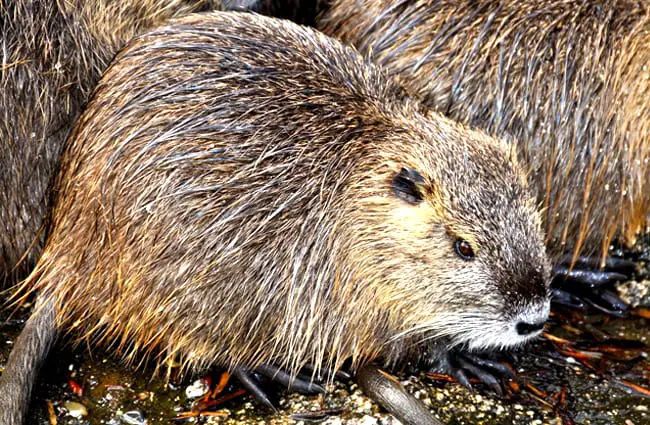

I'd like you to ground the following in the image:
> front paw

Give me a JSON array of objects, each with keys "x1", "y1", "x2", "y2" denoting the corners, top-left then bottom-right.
[
  {"x1": 430, "y1": 349, "x2": 516, "y2": 396},
  {"x1": 551, "y1": 255, "x2": 636, "y2": 316},
  {"x1": 232, "y1": 363, "x2": 328, "y2": 410}
]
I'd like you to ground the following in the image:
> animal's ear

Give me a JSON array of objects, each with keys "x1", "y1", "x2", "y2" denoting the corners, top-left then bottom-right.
[
  {"x1": 222, "y1": 0, "x2": 265, "y2": 13},
  {"x1": 392, "y1": 167, "x2": 425, "y2": 205}
]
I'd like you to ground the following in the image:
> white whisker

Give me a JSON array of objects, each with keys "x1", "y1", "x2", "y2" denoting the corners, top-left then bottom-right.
[{"x1": 391, "y1": 299, "x2": 550, "y2": 351}]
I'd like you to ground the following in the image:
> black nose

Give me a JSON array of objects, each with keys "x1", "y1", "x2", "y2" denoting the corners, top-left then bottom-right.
[{"x1": 516, "y1": 320, "x2": 545, "y2": 335}]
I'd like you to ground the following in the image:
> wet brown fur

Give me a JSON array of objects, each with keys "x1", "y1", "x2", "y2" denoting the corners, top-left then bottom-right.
[
  {"x1": 0, "y1": 0, "x2": 233, "y2": 284},
  {"x1": 318, "y1": 0, "x2": 650, "y2": 263},
  {"x1": 22, "y1": 12, "x2": 549, "y2": 381}
]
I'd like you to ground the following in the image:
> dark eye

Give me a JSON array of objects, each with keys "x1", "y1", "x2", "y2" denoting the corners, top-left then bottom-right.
[{"x1": 454, "y1": 238, "x2": 474, "y2": 261}]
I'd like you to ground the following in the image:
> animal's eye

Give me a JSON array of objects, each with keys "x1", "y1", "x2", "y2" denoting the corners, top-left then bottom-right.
[{"x1": 454, "y1": 238, "x2": 474, "y2": 261}]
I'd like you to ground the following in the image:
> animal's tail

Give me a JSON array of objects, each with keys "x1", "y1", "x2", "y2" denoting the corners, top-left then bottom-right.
[{"x1": 0, "y1": 297, "x2": 57, "y2": 425}]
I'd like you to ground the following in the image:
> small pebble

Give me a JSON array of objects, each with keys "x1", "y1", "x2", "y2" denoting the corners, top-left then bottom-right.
[
  {"x1": 185, "y1": 378, "x2": 210, "y2": 399},
  {"x1": 63, "y1": 401, "x2": 88, "y2": 418},
  {"x1": 121, "y1": 410, "x2": 146, "y2": 425}
]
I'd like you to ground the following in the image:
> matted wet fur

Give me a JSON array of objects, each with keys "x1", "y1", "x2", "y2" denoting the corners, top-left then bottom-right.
[
  {"x1": 319, "y1": 0, "x2": 650, "y2": 263},
  {"x1": 0, "y1": 0, "x2": 265, "y2": 284},
  {"x1": 23, "y1": 11, "x2": 549, "y2": 379}
]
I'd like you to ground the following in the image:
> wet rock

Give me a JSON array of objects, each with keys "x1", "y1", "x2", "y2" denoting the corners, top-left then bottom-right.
[
  {"x1": 120, "y1": 409, "x2": 146, "y2": 425},
  {"x1": 63, "y1": 400, "x2": 88, "y2": 418},
  {"x1": 185, "y1": 377, "x2": 210, "y2": 399}
]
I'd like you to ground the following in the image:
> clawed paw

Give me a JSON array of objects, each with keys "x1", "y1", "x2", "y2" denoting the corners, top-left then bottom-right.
[{"x1": 551, "y1": 255, "x2": 636, "y2": 316}]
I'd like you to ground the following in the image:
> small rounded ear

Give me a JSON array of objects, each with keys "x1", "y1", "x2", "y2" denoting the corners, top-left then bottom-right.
[
  {"x1": 392, "y1": 167, "x2": 425, "y2": 204},
  {"x1": 222, "y1": 0, "x2": 264, "y2": 12}
]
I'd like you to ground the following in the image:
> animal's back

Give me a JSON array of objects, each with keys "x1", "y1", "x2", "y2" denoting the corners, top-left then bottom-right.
[{"x1": 30, "y1": 10, "x2": 414, "y2": 375}]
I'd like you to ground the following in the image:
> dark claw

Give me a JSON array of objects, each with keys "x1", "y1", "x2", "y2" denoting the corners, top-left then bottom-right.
[
  {"x1": 559, "y1": 255, "x2": 638, "y2": 275},
  {"x1": 433, "y1": 350, "x2": 513, "y2": 395},
  {"x1": 233, "y1": 363, "x2": 332, "y2": 409},
  {"x1": 551, "y1": 288, "x2": 589, "y2": 309},
  {"x1": 256, "y1": 364, "x2": 326, "y2": 395},
  {"x1": 552, "y1": 285, "x2": 629, "y2": 316},
  {"x1": 457, "y1": 357, "x2": 503, "y2": 395},
  {"x1": 552, "y1": 266, "x2": 628, "y2": 289},
  {"x1": 449, "y1": 362, "x2": 473, "y2": 389},
  {"x1": 334, "y1": 370, "x2": 353, "y2": 381},
  {"x1": 601, "y1": 257, "x2": 638, "y2": 274},
  {"x1": 583, "y1": 290, "x2": 629, "y2": 317},
  {"x1": 434, "y1": 349, "x2": 472, "y2": 388},
  {"x1": 588, "y1": 290, "x2": 630, "y2": 313},
  {"x1": 465, "y1": 355, "x2": 516, "y2": 380},
  {"x1": 551, "y1": 254, "x2": 636, "y2": 316},
  {"x1": 597, "y1": 289, "x2": 630, "y2": 312},
  {"x1": 232, "y1": 367, "x2": 276, "y2": 411}
]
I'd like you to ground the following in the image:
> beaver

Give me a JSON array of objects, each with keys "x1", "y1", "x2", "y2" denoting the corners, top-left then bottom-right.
[
  {"x1": 0, "y1": 11, "x2": 551, "y2": 424},
  {"x1": 0, "y1": 0, "x2": 282, "y2": 285},
  {"x1": 317, "y1": 0, "x2": 650, "y2": 303}
]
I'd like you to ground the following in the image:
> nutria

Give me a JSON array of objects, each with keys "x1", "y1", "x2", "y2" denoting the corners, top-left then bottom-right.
[
  {"x1": 0, "y1": 11, "x2": 551, "y2": 424},
  {"x1": 0, "y1": 0, "x2": 278, "y2": 284},
  {"x1": 318, "y1": 0, "x2": 650, "y2": 280}
]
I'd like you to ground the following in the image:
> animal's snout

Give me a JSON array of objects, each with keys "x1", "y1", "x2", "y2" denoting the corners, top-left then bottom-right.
[{"x1": 512, "y1": 298, "x2": 550, "y2": 338}]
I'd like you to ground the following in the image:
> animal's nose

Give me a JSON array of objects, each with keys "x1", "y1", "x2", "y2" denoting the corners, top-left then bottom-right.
[{"x1": 515, "y1": 320, "x2": 545, "y2": 335}]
